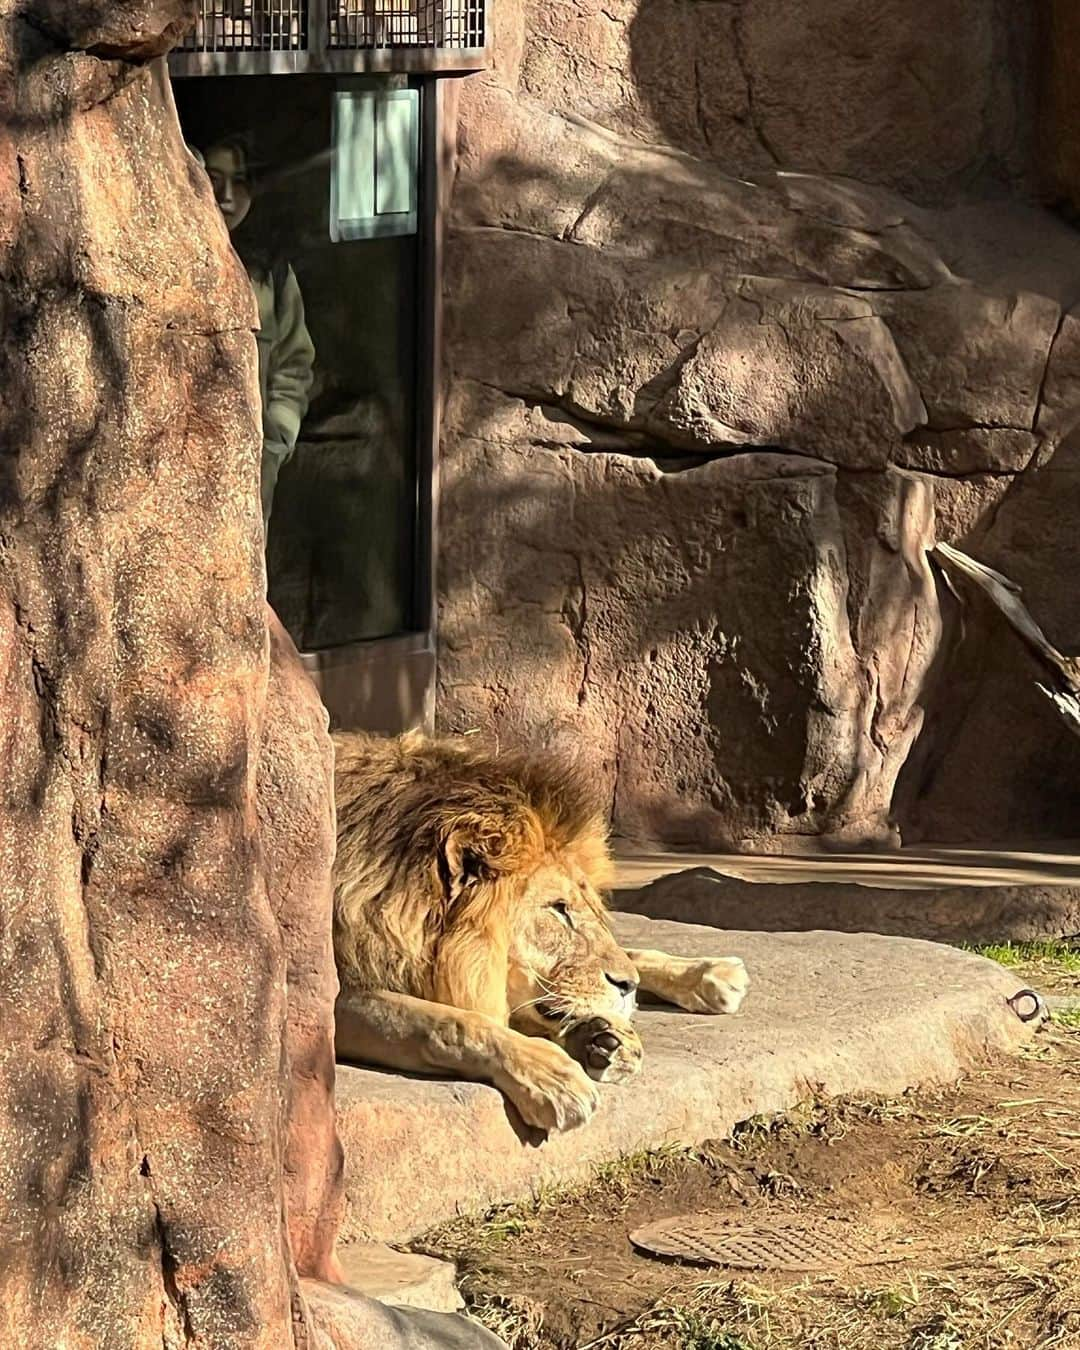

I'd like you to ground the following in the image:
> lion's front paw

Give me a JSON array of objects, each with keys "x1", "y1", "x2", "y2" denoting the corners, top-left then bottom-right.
[
  {"x1": 562, "y1": 1016, "x2": 644, "y2": 1084},
  {"x1": 681, "y1": 956, "x2": 749, "y2": 1014},
  {"x1": 498, "y1": 1037, "x2": 601, "y2": 1134}
]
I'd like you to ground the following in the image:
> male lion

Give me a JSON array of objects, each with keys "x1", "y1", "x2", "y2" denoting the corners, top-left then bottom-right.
[{"x1": 332, "y1": 730, "x2": 749, "y2": 1134}]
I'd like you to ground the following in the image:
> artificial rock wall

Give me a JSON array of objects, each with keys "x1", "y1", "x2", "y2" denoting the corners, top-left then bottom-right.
[{"x1": 438, "y1": 0, "x2": 1080, "y2": 848}]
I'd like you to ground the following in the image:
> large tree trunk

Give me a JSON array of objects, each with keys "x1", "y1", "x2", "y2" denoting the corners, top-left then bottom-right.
[{"x1": 0, "y1": 6, "x2": 310, "y2": 1342}]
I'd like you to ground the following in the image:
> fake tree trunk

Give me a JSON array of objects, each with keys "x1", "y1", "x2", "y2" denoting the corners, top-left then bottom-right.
[
  {"x1": 0, "y1": 4, "x2": 339, "y2": 1344},
  {"x1": 0, "y1": 9, "x2": 505, "y2": 1346}
]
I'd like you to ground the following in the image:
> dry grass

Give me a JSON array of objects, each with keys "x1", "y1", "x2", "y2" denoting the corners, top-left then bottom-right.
[
  {"x1": 728, "y1": 1095, "x2": 920, "y2": 1153},
  {"x1": 569, "y1": 1264, "x2": 1080, "y2": 1350},
  {"x1": 434, "y1": 1028, "x2": 1080, "y2": 1348},
  {"x1": 435, "y1": 940, "x2": 1080, "y2": 1349},
  {"x1": 429, "y1": 1145, "x2": 704, "y2": 1260},
  {"x1": 463, "y1": 1251, "x2": 1080, "y2": 1350}
]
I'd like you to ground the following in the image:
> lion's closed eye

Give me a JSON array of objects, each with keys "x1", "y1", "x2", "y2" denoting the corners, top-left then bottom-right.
[{"x1": 549, "y1": 901, "x2": 574, "y2": 928}]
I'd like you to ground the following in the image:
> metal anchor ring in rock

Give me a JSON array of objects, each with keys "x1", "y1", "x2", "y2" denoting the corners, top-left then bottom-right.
[{"x1": 0, "y1": 7, "x2": 496, "y2": 1347}]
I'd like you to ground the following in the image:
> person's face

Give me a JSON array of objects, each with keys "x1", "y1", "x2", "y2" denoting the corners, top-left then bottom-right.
[{"x1": 205, "y1": 144, "x2": 252, "y2": 232}]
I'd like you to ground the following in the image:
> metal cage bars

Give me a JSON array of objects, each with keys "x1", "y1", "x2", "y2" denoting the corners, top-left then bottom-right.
[{"x1": 179, "y1": 0, "x2": 485, "y2": 52}]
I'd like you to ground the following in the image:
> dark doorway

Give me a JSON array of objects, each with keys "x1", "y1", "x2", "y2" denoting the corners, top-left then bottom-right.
[{"x1": 175, "y1": 72, "x2": 438, "y2": 730}]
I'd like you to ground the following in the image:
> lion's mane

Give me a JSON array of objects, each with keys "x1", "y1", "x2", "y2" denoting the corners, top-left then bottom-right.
[{"x1": 331, "y1": 730, "x2": 613, "y2": 1013}]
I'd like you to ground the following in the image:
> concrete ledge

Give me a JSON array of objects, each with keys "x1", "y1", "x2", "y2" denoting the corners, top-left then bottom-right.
[
  {"x1": 336, "y1": 1244, "x2": 463, "y2": 1313},
  {"x1": 613, "y1": 847, "x2": 1080, "y2": 942},
  {"x1": 335, "y1": 915, "x2": 1037, "y2": 1243},
  {"x1": 615, "y1": 870, "x2": 1080, "y2": 943}
]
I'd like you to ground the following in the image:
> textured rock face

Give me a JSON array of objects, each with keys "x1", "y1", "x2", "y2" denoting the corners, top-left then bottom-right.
[
  {"x1": 1042, "y1": 0, "x2": 1080, "y2": 213},
  {"x1": 258, "y1": 614, "x2": 343, "y2": 1285},
  {"x1": 439, "y1": 3, "x2": 1080, "y2": 847},
  {"x1": 442, "y1": 389, "x2": 941, "y2": 847},
  {"x1": 501, "y1": 0, "x2": 1033, "y2": 202}
]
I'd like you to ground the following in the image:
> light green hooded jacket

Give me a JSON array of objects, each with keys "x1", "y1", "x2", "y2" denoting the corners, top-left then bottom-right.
[
  {"x1": 252, "y1": 263, "x2": 316, "y2": 531},
  {"x1": 186, "y1": 143, "x2": 315, "y2": 531}
]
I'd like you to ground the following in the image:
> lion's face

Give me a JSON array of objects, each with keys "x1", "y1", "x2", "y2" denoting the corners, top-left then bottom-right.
[{"x1": 503, "y1": 857, "x2": 639, "y2": 1039}]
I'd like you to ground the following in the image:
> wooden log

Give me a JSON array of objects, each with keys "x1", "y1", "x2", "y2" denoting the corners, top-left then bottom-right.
[{"x1": 931, "y1": 542, "x2": 1080, "y2": 739}]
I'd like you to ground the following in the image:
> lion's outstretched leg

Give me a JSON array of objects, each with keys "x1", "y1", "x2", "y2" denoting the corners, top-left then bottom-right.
[
  {"x1": 335, "y1": 989, "x2": 600, "y2": 1133},
  {"x1": 623, "y1": 948, "x2": 749, "y2": 1014}
]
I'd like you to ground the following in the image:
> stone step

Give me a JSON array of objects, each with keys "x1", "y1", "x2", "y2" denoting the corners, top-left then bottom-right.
[
  {"x1": 336, "y1": 1243, "x2": 463, "y2": 1314},
  {"x1": 613, "y1": 841, "x2": 1080, "y2": 889},
  {"x1": 303, "y1": 1278, "x2": 503, "y2": 1348},
  {"x1": 612, "y1": 847, "x2": 1080, "y2": 942},
  {"x1": 334, "y1": 914, "x2": 1039, "y2": 1245}
]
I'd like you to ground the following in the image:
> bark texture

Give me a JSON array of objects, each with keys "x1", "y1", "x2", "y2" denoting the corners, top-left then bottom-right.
[{"x1": 0, "y1": 6, "x2": 345, "y2": 1343}]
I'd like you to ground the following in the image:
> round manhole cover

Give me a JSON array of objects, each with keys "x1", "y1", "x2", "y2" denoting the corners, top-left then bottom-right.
[{"x1": 630, "y1": 1215, "x2": 906, "y2": 1271}]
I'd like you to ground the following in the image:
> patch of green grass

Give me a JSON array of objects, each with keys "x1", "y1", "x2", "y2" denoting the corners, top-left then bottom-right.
[
  {"x1": 592, "y1": 1140, "x2": 699, "y2": 1198},
  {"x1": 856, "y1": 1282, "x2": 919, "y2": 1319},
  {"x1": 662, "y1": 1313, "x2": 752, "y2": 1350},
  {"x1": 1052, "y1": 1005, "x2": 1080, "y2": 1030},
  {"x1": 964, "y1": 940, "x2": 1080, "y2": 972},
  {"x1": 611, "y1": 1306, "x2": 752, "y2": 1350}
]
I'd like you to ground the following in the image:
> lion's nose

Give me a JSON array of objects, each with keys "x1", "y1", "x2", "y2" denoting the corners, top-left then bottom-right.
[{"x1": 605, "y1": 972, "x2": 639, "y2": 999}]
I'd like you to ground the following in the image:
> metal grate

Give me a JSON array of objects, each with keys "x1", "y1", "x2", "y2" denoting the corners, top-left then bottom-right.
[
  {"x1": 180, "y1": 1, "x2": 308, "y2": 51},
  {"x1": 328, "y1": 0, "x2": 484, "y2": 49},
  {"x1": 630, "y1": 1216, "x2": 908, "y2": 1272}
]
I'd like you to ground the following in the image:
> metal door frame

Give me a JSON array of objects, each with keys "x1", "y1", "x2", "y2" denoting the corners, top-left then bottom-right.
[
  {"x1": 298, "y1": 72, "x2": 445, "y2": 733},
  {"x1": 169, "y1": 0, "x2": 489, "y2": 76}
]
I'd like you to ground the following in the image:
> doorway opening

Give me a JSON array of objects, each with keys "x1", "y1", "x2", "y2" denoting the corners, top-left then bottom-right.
[{"x1": 174, "y1": 69, "x2": 443, "y2": 731}]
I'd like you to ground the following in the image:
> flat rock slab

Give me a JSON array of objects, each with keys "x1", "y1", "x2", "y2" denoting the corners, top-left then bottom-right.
[
  {"x1": 616, "y1": 873, "x2": 1080, "y2": 944},
  {"x1": 335, "y1": 916, "x2": 1037, "y2": 1243},
  {"x1": 337, "y1": 1243, "x2": 463, "y2": 1313},
  {"x1": 614, "y1": 843, "x2": 1080, "y2": 889},
  {"x1": 303, "y1": 1279, "x2": 503, "y2": 1349}
]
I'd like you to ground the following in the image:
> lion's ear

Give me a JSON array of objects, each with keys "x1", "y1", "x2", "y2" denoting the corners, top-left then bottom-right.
[
  {"x1": 441, "y1": 810, "x2": 537, "y2": 904},
  {"x1": 435, "y1": 821, "x2": 511, "y2": 1021},
  {"x1": 441, "y1": 826, "x2": 491, "y2": 904}
]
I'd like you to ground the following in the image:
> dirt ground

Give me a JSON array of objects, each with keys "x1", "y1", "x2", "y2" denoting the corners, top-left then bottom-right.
[{"x1": 419, "y1": 944, "x2": 1080, "y2": 1349}]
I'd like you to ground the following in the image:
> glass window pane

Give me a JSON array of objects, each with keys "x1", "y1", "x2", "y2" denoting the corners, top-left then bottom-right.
[
  {"x1": 375, "y1": 94, "x2": 417, "y2": 216},
  {"x1": 331, "y1": 89, "x2": 418, "y2": 241},
  {"x1": 174, "y1": 73, "x2": 423, "y2": 653},
  {"x1": 332, "y1": 92, "x2": 376, "y2": 227}
]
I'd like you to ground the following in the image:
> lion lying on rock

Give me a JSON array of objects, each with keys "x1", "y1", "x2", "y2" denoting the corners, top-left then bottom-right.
[{"x1": 331, "y1": 730, "x2": 749, "y2": 1134}]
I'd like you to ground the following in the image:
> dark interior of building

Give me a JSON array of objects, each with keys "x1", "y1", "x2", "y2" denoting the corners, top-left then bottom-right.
[{"x1": 175, "y1": 73, "x2": 420, "y2": 652}]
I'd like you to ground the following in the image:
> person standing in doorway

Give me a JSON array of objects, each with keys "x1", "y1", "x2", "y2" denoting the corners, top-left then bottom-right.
[{"x1": 200, "y1": 135, "x2": 316, "y2": 534}]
